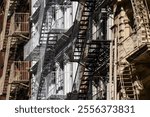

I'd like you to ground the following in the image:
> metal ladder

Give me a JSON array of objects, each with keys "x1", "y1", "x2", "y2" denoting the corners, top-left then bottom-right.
[{"x1": 118, "y1": 63, "x2": 137, "y2": 100}]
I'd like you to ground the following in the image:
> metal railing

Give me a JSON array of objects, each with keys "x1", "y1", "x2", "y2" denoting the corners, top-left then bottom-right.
[
  {"x1": 10, "y1": 61, "x2": 30, "y2": 83},
  {"x1": 118, "y1": 30, "x2": 147, "y2": 60},
  {"x1": 14, "y1": 13, "x2": 29, "y2": 33}
]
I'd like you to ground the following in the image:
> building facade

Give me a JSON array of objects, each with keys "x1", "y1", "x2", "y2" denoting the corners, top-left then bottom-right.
[{"x1": 0, "y1": 0, "x2": 150, "y2": 100}]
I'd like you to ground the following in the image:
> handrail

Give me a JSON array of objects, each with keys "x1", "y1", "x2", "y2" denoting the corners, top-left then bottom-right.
[
  {"x1": 118, "y1": 66, "x2": 127, "y2": 99},
  {"x1": 35, "y1": 0, "x2": 46, "y2": 93},
  {"x1": 14, "y1": 12, "x2": 29, "y2": 33},
  {"x1": 10, "y1": 61, "x2": 30, "y2": 82},
  {"x1": 71, "y1": 63, "x2": 80, "y2": 92}
]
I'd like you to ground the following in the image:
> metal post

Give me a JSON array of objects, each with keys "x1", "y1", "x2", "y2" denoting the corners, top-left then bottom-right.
[
  {"x1": 108, "y1": 13, "x2": 114, "y2": 100},
  {"x1": 109, "y1": 41, "x2": 113, "y2": 100},
  {"x1": 88, "y1": 1, "x2": 94, "y2": 100},
  {"x1": 114, "y1": 37, "x2": 117, "y2": 100}
]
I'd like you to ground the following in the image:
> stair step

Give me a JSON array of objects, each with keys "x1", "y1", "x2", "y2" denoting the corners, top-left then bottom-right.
[
  {"x1": 83, "y1": 74, "x2": 93, "y2": 76},
  {"x1": 126, "y1": 89, "x2": 134, "y2": 92},
  {"x1": 74, "y1": 54, "x2": 82, "y2": 57},
  {"x1": 76, "y1": 41, "x2": 84, "y2": 44},
  {"x1": 78, "y1": 94, "x2": 87, "y2": 97},
  {"x1": 80, "y1": 20, "x2": 88, "y2": 22},
  {"x1": 88, "y1": 51, "x2": 99, "y2": 54},
  {"x1": 78, "y1": 36, "x2": 86, "y2": 38},
  {"x1": 84, "y1": 5, "x2": 94, "y2": 8},
  {"x1": 83, "y1": 10, "x2": 93, "y2": 12},
  {"x1": 74, "y1": 51, "x2": 82, "y2": 52},
  {"x1": 124, "y1": 85, "x2": 133, "y2": 87},
  {"x1": 84, "y1": 70, "x2": 94, "y2": 72},
  {"x1": 128, "y1": 94, "x2": 134, "y2": 96},
  {"x1": 89, "y1": 47, "x2": 100, "y2": 50},
  {"x1": 80, "y1": 85, "x2": 88, "y2": 87},
  {"x1": 79, "y1": 28, "x2": 87, "y2": 31},
  {"x1": 81, "y1": 79, "x2": 88, "y2": 82},
  {"x1": 77, "y1": 38, "x2": 86, "y2": 40},
  {"x1": 87, "y1": 53, "x2": 97, "y2": 56},
  {"x1": 77, "y1": 34, "x2": 86, "y2": 37},
  {"x1": 79, "y1": 87, "x2": 88, "y2": 90},
  {"x1": 79, "y1": 25, "x2": 88, "y2": 28},
  {"x1": 124, "y1": 83, "x2": 132, "y2": 86},
  {"x1": 80, "y1": 23, "x2": 88, "y2": 26},
  {"x1": 75, "y1": 46, "x2": 83, "y2": 48},
  {"x1": 122, "y1": 77, "x2": 131, "y2": 80}
]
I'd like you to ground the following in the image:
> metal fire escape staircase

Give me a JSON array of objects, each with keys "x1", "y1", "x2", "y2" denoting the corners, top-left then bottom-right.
[
  {"x1": 116, "y1": 0, "x2": 150, "y2": 100},
  {"x1": 78, "y1": 40, "x2": 110, "y2": 99},
  {"x1": 72, "y1": 0, "x2": 110, "y2": 99},
  {"x1": 0, "y1": 0, "x2": 19, "y2": 95},
  {"x1": 118, "y1": 63, "x2": 137, "y2": 99},
  {"x1": 131, "y1": 0, "x2": 150, "y2": 40},
  {"x1": 37, "y1": 34, "x2": 57, "y2": 100},
  {"x1": 36, "y1": 1, "x2": 56, "y2": 100},
  {"x1": 78, "y1": 41, "x2": 99, "y2": 99},
  {"x1": 117, "y1": 0, "x2": 150, "y2": 100},
  {"x1": 0, "y1": 0, "x2": 19, "y2": 50},
  {"x1": 74, "y1": 0, "x2": 95, "y2": 61},
  {"x1": 2, "y1": 38, "x2": 18, "y2": 95}
]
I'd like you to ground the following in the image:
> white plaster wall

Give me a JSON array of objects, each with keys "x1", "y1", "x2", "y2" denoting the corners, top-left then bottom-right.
[
  {"x1": 92, "y1": 24, "x2": 97, "y2": 40},
  {"x1": 72, "y1": 2, "x2": 78, "y2": 22},
  {"x1": 24, "y1": 27, "x2": 40, "y2": 60},
  {"x1": 107, "y1": 14, "x2": 113, "y2": 40},
  {"x1": 92, "y1": 85, "x2": 97, "y2": 100},
  {"x1": 64, "y1": 6, "x2": 73, "y2": 29},
  {"x1": 64, "y1": 62, "x2": 74, "y2": 94},
  {"x1": 53, "y1": 5, "x2": 64, "y2": 29},
  {"x1": 32, "y1": 0, "x2": 37, "y2": 14}
]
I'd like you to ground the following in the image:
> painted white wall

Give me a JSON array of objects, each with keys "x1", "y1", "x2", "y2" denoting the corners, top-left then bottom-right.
[
  {"x1": 24, "y1": 28, "x2": 40, "y2": 60},
  {"x1": 31, "y1": 0, "x2": 37, "y2": 14},
  {"x1": 53, "y1": 5, "x2": 64, "y2": 29},
  {"x1": 72, "y1": 2, "x2": 78, "y2": 22},
  {"x1": 29, "y1": 0, "x2": 79, "y2": 99},
  {"x1": 92, "y1": 24, "x2": 97, "y2": 40},
  {"x1": 64, "y1": 62, "x2": 74, "y2": 94},
  {"x1": 107, "y1": 14, "x2": 114, "y2": 100},
  {"x1": 47, "y1": 61, "x2": 79, "y2": 98},
  {"x1": 92, "y1": 85, "x2": 97, "y2": 100},
  {"x1": 64, "y1": 6, "x2": 73, "y2": 29}
]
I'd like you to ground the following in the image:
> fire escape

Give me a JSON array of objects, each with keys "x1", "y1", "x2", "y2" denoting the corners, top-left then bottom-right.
[
  {"x1": 36, "y1": 0, "x2": 57, "y2": 100},
  {"x1": 0, "y1": 0, "x2": 30, "y2": 99},
  {"x1": 117, "y1": 0, "x2": 150, "y2": 99},
  {"x1": 72, "y1": 0, "x2": 110, "y2": 100}
]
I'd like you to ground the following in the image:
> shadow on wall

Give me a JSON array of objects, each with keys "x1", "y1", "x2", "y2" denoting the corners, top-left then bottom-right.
[
  {"x1": 140, "y1": 75, "x2": 150, "y2": 100},
  {"x1": 134, "y1": 64, "x2": 150, "y2": 99},
  {"x1": 0, "y1": 52, "x2": 4, "y2": 77}
]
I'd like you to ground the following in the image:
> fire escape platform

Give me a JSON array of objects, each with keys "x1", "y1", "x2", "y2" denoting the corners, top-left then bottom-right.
[{"x1": 126, "y1": 43, "x2": 150, "y2": 63}]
